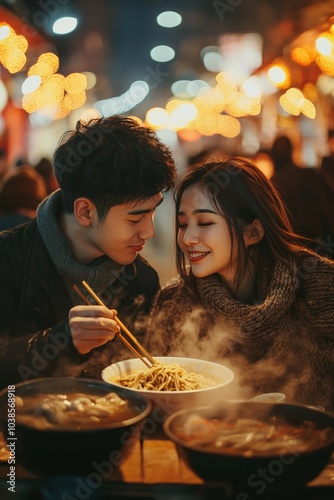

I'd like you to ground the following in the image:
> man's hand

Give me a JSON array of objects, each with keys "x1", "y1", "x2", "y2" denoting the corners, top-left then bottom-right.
[{"x1": 69, "y1": 305, "x2": 120, "y2": 354}]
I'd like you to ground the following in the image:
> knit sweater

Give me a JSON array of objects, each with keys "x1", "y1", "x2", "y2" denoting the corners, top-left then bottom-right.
[{"x1": 145, "y1": 251, "x2": 334, "y2": 409}]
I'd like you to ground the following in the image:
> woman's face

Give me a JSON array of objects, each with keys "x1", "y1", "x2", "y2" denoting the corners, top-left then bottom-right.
[{"x1": 177, "y1": 184, "x2": 238, "y2": 284}]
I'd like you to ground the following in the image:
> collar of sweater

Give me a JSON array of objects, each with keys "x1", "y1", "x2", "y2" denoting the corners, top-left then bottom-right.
[
  {"x1": 36, "y1": 190, "x2": 125, "y2": 304},
  {"x1": 196, "y1": 257, "x2": 297, "y2": 338}
]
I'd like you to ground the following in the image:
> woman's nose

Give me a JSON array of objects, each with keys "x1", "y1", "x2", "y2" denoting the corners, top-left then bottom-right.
[{"x1": 183, "y1": 226, "x2": 199, "y2": 245}]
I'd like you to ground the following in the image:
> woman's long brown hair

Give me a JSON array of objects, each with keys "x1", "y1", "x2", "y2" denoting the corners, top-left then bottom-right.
[{"x1": 174, "y1": 156, "x2": 312, "y2": 294}]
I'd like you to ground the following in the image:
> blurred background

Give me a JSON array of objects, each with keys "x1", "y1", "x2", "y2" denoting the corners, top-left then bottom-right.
[{"x1": 1, "y1": 0, "x2": 334, "y2": 283}]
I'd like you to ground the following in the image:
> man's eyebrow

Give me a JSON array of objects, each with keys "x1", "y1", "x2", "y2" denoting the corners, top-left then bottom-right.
[
  {"x1": 128, "y1": 196, "x2": 164, "y2": 215},
  {"x1": 178, "y1": 208, "x2": 217, "y2": 216}
]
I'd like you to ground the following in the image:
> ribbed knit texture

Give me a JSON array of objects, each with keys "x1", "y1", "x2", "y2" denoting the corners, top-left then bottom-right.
[{"x1": 196, "y1": 257, "x2": 296, "y2": 344}]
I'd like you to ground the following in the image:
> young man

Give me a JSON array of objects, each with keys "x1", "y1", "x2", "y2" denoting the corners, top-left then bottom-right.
[{"x1": 0, "y1": 116, "x2": 176, "y2": 387}]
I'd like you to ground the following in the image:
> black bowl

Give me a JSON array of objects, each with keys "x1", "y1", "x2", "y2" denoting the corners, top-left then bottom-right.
[
  {"x1": 164, "y1": 401, "x2": 334, "y2": 489},
  {"x1": 0, "y1": 377, "x2": 151, "y2": 476}
]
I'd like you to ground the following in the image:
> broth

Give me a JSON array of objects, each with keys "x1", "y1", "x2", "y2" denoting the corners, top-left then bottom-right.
[
  {"x1": 16, "y1": 391, "x2": 140, "y2": 430},
  {"x1": 174, "y1": 414, "x2": 334, "y2": 456}
]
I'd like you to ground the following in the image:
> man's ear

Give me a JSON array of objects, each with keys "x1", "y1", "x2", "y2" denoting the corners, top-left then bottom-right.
[
  {"x1": 73, "y1": 198, "x2": 95, "y2": 226},
  {"x1": 243, "y1": 219, "x2": 264, "y2": 247}
]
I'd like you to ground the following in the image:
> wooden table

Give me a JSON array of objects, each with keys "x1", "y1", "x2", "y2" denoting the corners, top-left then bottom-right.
[{"x1": 1, "y1": 429, "x2": 334, "y2": 499}]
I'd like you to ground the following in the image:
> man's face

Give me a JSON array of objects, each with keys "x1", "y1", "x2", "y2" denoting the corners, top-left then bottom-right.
[{"x1": 88, "y1": 193, "x2": 163, "y2": 265}]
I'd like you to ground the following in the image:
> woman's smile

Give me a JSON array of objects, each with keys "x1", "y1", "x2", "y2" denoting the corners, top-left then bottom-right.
[{"x1": 188, "y1": 250, "x2": 210, "y2": 262}]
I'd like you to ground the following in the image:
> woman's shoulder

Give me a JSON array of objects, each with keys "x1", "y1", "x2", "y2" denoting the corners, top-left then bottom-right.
[
  {"x1": 295, "y1": 249, "x2": 334, "y2": 276},
  {"x1": 294, "y1": 249, "x2": 334, "y2": 302}
]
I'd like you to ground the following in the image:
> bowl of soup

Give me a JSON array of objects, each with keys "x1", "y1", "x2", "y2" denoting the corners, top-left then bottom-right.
[
  {"x1": 101, "y1": 356, "x2": 234, "y2": 421},
  {"x1": 164, "y1": 401, "x2": 334, "y2": 488},
  {"x1": 0, "y1": 377, "x2": 151, "y2": 476}
]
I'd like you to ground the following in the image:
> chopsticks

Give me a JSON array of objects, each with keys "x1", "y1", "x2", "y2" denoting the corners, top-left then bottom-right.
[{"x1": 73, "y1": 281, "x2": 155, "y2": 368}]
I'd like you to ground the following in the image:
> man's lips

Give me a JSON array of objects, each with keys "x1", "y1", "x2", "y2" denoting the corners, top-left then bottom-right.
[
  {"x1": 188, "y1": 251, "x2": 210, "y2": 262},
  {"x1": 131, "y1": 244, "x2": 144, "y2": 252}
]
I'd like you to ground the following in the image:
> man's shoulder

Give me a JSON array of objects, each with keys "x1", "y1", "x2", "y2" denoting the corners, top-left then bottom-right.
[
  {"x1": 0, "y1": 219, "x2": 38, "y2": 251},
  {"x1": 121, "y1": 255, "x2": 161, "y2": 299},
  {"x1": 0, "y1": 220, "x2": 50, "y2": 274},
  {"x1": 0, "y1": 221, "x2": 41, "y2": 289},
  {"x1": 134, "y1": 253, "x2": 157, "y2": 270},
  {"x1": 155, "y1": 277, "x2": 186, "y2": 302},
  {"x1": 133, "y1": 254, "x2": 160, "y2": 281}
]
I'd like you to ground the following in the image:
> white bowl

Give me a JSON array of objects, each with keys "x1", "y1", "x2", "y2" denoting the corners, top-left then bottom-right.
[{"x1": 101, "y1": 356, "x2": 234, "y2": 418}]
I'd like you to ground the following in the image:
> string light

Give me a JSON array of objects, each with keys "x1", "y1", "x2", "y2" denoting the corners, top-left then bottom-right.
[
  {"x1": 22, "y1": 52, "x2": 87, "y2": 119},
  {"x1": 0, "y1": 23, "x2": 28, "y2": 73}
]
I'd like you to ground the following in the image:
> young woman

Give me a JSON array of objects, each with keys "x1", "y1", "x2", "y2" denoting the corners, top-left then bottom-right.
[{"x1": 145, "y1": 157, "x2": 334, "y2": 409}]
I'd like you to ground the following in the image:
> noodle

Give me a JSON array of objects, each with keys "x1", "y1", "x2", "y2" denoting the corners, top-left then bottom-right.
[
  {"x1": 175, "y1": 415, "x2": 334, "y2": 456},
  {"x1": 116, "y1": 362, "x2": 217, "y2": 391}
]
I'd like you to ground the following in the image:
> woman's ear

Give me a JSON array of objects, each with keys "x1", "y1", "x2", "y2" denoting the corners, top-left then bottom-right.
[
  {"x1": 243, "y1": 219, "x2": 264, "y2": 247},
  {"x1": 73, "y1": 198, "x2": 95, "y2": 227}
]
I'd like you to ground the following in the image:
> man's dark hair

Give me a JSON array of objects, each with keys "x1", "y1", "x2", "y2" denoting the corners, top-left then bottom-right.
[{"x1": 53, "y1": 115, "x2": 176, "y2": 219}]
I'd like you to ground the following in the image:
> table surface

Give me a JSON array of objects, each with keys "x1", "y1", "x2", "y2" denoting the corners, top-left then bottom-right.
[{"x1": 1, "y1": 429, "x2": 334, "y2": 499}]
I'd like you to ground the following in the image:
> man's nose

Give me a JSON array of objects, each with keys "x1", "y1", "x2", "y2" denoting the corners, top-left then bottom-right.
[{"x1": 138, "y1": 218, "x2": 155, "y2": 240}]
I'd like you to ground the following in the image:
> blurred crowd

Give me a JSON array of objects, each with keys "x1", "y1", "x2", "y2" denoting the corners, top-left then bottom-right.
[{"x1": 0, "y1": 154, "x2": 58, "y2": 232}]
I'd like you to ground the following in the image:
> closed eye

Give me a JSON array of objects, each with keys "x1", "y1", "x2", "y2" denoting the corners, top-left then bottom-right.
[{"x1": 179, "y1": 222, "x2": 214, "y2": 229}]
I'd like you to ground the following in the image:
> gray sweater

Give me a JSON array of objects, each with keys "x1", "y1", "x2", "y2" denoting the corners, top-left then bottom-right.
[{"x1": 145, "y1": 251, "x2": 334, "y2": 409}]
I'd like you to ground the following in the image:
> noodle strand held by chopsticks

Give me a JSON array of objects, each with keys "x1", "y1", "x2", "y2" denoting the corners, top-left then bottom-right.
[{"x1": 116, "y1": 362, "x2": 216, "y2": 391}]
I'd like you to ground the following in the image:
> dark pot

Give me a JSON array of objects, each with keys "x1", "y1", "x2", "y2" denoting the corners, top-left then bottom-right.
[
  {"x1": 164, "y1": 401, "x2": 334, "y2": 489},
  {"x1": 0, "y1": 377, "x2": 151, "y2": 476}
]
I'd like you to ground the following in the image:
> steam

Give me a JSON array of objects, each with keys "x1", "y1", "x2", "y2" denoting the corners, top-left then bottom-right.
[
  {"x1": 49, "y1": 296, "x2": 327, "y2": 409},
  {"x1": 143, "y1": 304, "x2": 325, "y2": 407}
]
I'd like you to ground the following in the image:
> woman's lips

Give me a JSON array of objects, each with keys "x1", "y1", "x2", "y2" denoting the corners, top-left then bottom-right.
[{"x1": 188, "y1": 251, "x2": 209, "y2": 262}]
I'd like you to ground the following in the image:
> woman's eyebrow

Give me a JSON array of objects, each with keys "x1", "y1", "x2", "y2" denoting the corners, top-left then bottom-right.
[{"x1": 178, "y1": 208, "x2": 217, "y2": 216}]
